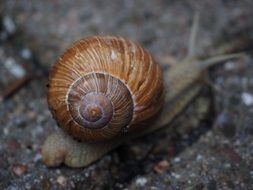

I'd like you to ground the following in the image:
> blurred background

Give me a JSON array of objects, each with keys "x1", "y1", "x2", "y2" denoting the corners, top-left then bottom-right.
[{"x1": 0, "y1": 0, "x2": 253, "y2": 189}]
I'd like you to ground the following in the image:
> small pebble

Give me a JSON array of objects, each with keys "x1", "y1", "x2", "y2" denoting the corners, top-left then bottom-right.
[
  {"x1": 4, "y1": 58, "x2": 26, "y2": 78},
  {"x1": 135, "y1": 177, "x2": 148, "y2": 186},
  {"x1": 224, "y1": 61, "x2": 237, "y2": 70},
  {"x1": 33, "y1": 153, "x2": 42, "y2": 162},
  {"x1": 56, "y1": 175, "x2": 68, "y2": 187},
  {"x1": 3, "y1": 16, "x2": 16, "y2": 34},
  {"x1": 27, "y1": 111, "x2": 36, "y2": 120},
  {"x1": 173, "y1": 157, "x2": 181, "y2": 163},
  {"x1": 3, "y1": 127, "x2": 9, "y2": 135},
  {"x1": 25, "y1": 183, "x2": 32, "y2": 189},
  {"x1": 241, "y1": 92, "x2": 253, "y2": 106},
  {"x1": 196, "y1": 154, "x2": 204, "y2": 161},
  {"x1": 224, "y1": 163, "x2": 231, "y2": 168},
  {"x1": 12, "y1": 164, "x2": 28, "y2": 176},
  {"x1": 20, "y1": 48, "x2": 32, "y2": 59},
  {"x1": 153, "y1": 160, "x2": 170, "y2": 174},
  {"x1": 56, "y1": 169, "x2": 61, "y2": 175},
  {"x1": 171, "y1": 172, "x2": 181, "y2": 179},
  {"x1": 114, "y1": 183, "x2": 124, "y2": 188},
  {"x1": 215, "y1": 112, "x2": 236, "y2": 138}
]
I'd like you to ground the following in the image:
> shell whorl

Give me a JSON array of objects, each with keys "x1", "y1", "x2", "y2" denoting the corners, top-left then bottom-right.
[{"x1": 48, "y1": 36, "x2": 163, "y2": 142}]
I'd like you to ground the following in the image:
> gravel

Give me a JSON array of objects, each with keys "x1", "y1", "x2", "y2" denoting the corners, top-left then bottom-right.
[{"x1": 1, "y1": 1, "x2": 253, "y2": 189}]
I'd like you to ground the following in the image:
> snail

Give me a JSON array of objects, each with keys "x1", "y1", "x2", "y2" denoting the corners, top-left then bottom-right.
[
  {"x1": 46, "y1": 36, "x2": 163, "y2": 142},
  {"x1": 42, "y1": 34, "x2": 243, "y2": 167}
]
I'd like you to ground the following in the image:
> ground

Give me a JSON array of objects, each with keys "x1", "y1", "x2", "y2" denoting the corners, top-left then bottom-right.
[{"x1": 0, "y1": 1, "x2": 253, "y2": 189}]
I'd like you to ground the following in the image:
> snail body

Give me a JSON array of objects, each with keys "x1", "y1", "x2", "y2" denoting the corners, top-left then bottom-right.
[{"x1": 42, "y1": 35, "x2": 242, "y2": 167}]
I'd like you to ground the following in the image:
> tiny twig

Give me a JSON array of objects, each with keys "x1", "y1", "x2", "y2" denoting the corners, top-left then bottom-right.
[
  {"x1": 0, "y1": 71, "x2": 47, "y2": 103},
  {"x1": 0, "y1": 52, "x2": 49, "y2": 103},
  {"x1": 0, "y1": 75, "x2": 33, "y2": 102}
]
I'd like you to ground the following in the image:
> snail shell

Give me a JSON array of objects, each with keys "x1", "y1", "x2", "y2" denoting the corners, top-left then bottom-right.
[{"x1": 48, "y1": 36, "x2": 163, "y2": 142}]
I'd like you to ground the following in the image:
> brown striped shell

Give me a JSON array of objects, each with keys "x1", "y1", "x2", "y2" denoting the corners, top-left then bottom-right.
[{"x1": 48, "y1": 36, "x2": 163, "y2": 142}]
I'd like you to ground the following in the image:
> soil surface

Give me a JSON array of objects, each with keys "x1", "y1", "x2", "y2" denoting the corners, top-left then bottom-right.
[{"x1": 0, "y1": 1, "x2": 253, "y2": 189}]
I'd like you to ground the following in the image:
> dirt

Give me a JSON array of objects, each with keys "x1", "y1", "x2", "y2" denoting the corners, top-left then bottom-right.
[{"x1": 0, "y1": 1, "x2": 253, "y2": 189}]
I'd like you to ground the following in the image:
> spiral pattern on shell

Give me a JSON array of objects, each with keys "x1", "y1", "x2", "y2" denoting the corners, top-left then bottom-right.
[{"x1": 48, "y1": 36, "x2": 163, "y2": 142}]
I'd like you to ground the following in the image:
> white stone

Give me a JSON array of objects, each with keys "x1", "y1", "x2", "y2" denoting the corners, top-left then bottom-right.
[
  {"x1": 224, "y1": 61, "x2": 236, "y2": 70},
  {"x1": 241, "y1": 92, "x2": 253, "y2": 106},
  {"x1": 3, "y1": 127, "x2": 9, "y2": 135},
  {"x1": 196, "y1": 154, "x2": 203, "y2": 161},
  {"x1": 5, "y1": 58, "x2": 26, "y2": 78},
  {"x1": 3, "y1": 16, "x2": 16, "y2": 34},
  {"x1": 171, "y1": 172, "x2": 181, "y2": 179},
  {"x1": 173, "y1": 157, "x2": 181, "y2": 163},
  {"x1": 135, "y1": 177, "x2": 148, "y2": 186},
  {"x1": 20, "y1": 48, "x2": 32, "y2": 59},
  {"x1": 33, "y1": 153, "x2": 42, "y2": 162}
]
